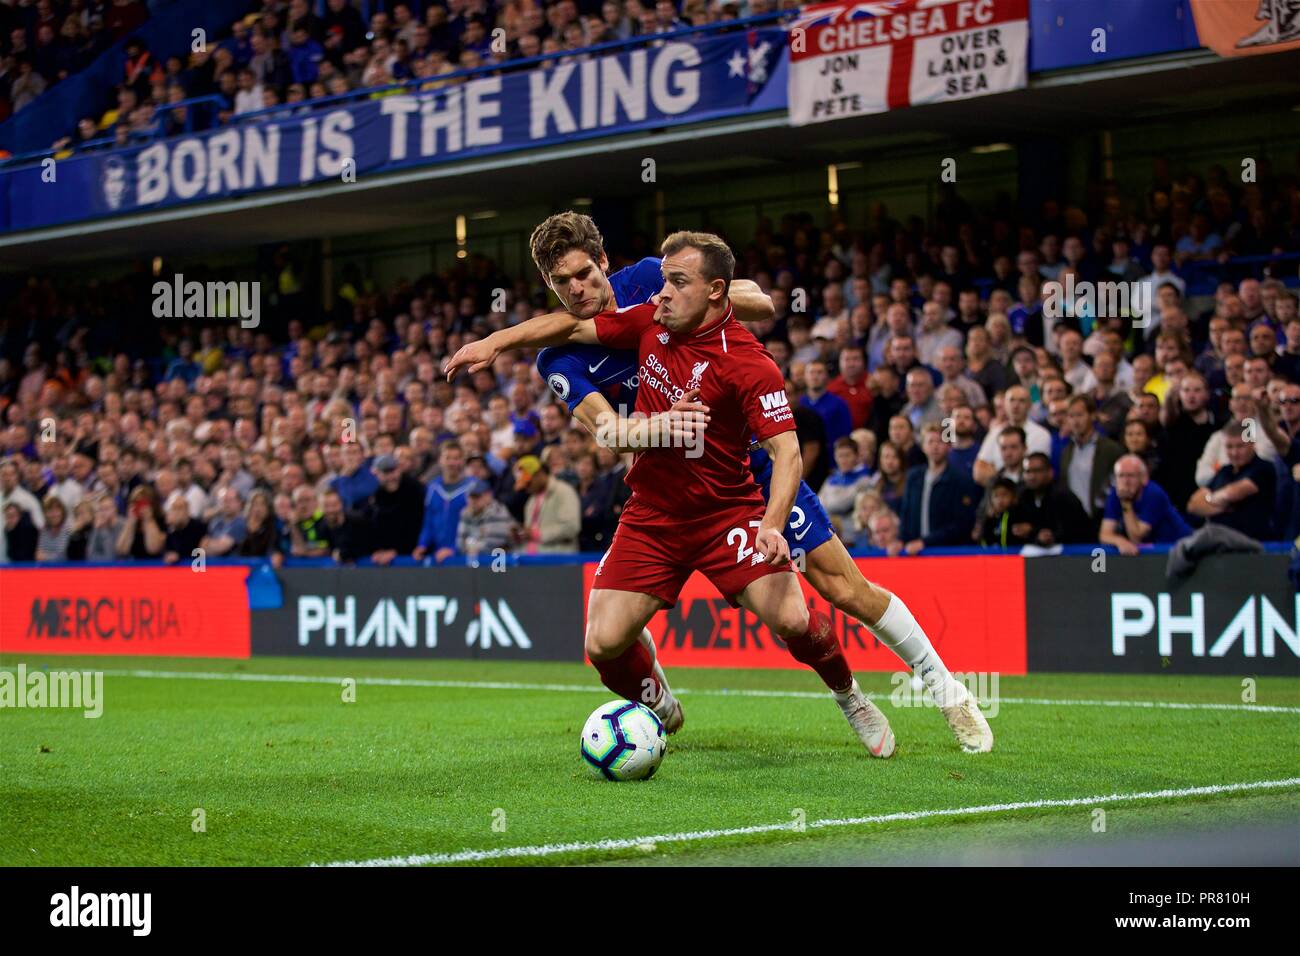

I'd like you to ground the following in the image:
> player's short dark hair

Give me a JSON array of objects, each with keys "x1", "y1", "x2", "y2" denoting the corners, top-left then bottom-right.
[
  {"x1": 529, "y1": 212, "x2": 605, "y2": 276},
  {"x1": 660, "y1": 231, "x2": 735, "y2": 293},
  {"x1": 999, "y1": 426, "x2": 1027, "y2": 445},
  {"x1": 1026, "y1": 452, "x2": 1052, "y2": 469},
  {"x1": 992, "y1": 477, "x2": 1018, "y2": 495}
]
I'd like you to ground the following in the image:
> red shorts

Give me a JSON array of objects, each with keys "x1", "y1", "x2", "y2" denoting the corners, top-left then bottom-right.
[{"x1": 592, "y1": 495, "x2": 792, "y2": 608}]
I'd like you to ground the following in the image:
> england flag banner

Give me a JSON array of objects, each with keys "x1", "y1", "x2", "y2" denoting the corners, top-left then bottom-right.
[{"x1": 788, "y1": 0, "x2": 1028, "y2": 127}]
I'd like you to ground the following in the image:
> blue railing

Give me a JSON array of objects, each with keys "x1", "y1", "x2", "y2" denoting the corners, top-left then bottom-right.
[
  {"x1": 2, "y1": 94, "x2": 228, "y2": 167},
  {"x1": 3, "y1": 539, "x2": 1293, "y2": 572}
]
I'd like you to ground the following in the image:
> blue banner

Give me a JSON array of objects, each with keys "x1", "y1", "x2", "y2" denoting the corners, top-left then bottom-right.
[
  {"x1": 1028, "y1": 0, "x2": 1201, "y2": 71},
  {"x1": 0, "y1": 28, "x2": 786, "y2": 233}
]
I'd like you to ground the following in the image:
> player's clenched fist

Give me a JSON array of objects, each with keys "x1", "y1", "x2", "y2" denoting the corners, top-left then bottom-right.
[
  {"x1": 443, "y1": 339, "x2": 499, "y2": 379},
  {"x1": 754, "y1": 526, "x2": 790, "y2": 567}
]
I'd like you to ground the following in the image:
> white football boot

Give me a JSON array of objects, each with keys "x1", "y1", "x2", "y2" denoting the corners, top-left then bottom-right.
[
  {"x1": 639, "y1": 628, "x2": 684, "y2": 734},
  {"x1": 833, "y1": 679, "x2": 896, "y2": 758},
  {"x1": 931, "y1": 677, "x2": 994, "y2": 753}
]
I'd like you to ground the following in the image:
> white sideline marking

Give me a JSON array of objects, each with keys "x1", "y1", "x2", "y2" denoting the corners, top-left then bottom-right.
[
  {"x1": 316, "y1": 777, "x2": 1300, "y2": 867},
  {"x1": 3, "y1": 667, "x2": 1298, "y2": 715}
]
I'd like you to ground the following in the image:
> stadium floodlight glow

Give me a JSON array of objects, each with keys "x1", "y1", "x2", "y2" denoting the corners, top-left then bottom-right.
[
  {"x1": 470, "y1": 210, "x2": 498, "y2": 220},
  {"x1": 827, "y1": 165, "x2": 840, "y2": 209},
  {"x1": 151, "y1": 257, "x2": 163, "y2": 277},
  {"x1": 456, "y1": 214, "x2": 467, "y2": 259},
  {"x1": 970, "y1": 142, "x2": 1013, "y2": 154},
  {"x1": 572, "y1": 197, "x2": 593, "y2": 206}
]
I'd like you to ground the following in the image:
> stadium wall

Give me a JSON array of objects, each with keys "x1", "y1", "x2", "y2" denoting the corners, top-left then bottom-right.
[{"x1": 3, "y1": 553, "x2": 1296, "y2": 675}]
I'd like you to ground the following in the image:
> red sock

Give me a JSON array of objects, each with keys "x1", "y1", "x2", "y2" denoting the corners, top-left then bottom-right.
[
  {"x1": 591, "y1": 641, "x2": 660, "y2": 705},
  {"x1": 785, "y1": 609, "x2": 852, "y2": 693}
]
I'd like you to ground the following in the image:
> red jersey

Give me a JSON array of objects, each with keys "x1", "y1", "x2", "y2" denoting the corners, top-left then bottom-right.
[{"x1": 593, "y1": 301, "x2": 795, "y2": 518}]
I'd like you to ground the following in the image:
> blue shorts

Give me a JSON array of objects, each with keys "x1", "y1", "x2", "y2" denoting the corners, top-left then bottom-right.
[{"x1": 753, "y1": 470, "x2": 837, "y2": 556}]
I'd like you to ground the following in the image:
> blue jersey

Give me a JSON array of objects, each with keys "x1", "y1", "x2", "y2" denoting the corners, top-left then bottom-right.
[{"x1": 536, "y1": 256, "x2": 660, "y2": 413}]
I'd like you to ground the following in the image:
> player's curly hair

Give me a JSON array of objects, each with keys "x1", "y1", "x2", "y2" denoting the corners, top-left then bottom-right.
[
  {"x1": 660, "y1": 230, "x2": 734, "y2": 295},
  {"x1": 529, "y1": 212, "x2": 605, "y2": 276}
]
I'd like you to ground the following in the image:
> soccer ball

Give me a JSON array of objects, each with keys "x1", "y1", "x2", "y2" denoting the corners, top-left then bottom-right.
[{"x1": 580, "y1": 700, "x2": 667, "y2": 781}]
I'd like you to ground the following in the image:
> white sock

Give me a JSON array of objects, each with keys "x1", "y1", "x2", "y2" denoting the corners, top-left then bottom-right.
[
  {"x1": 870, "y1": 594, "x2": 958, "y2": 702},
  {"x1": 831, "y1": 679, "x2": 859, "y2": 704}
]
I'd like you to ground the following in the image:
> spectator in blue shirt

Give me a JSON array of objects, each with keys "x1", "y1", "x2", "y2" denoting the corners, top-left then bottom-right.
[
  {"x1": 1174, "y1": 214, "x2": 1223, "y2": 268},
  {"x1": 413, "y1": 441, "x2": 475, "y2": 563},
  {"x1": 330, "y1": 441, "x2": 378, "y2": 508},
  {"x1": 818, "y1": 437, "x2": 873, "y2": 522},
  {"x1": 202, "y1": 487, "x2": 248, "y2": 555},
  {"x1": 164, "y1": 339, "x2": 201, "y2": 385},
  {"x1": 945, "y1": 404, "x2": 982, "y2": 478},
  {"x1": 1098, "y1": 454, "x2": 1190, "y2": 554},
  {"x1": 223, "y1": 19, "x2": 255, "y2": 67},
  {"x1": 287, "y1": 21, "x2": 324, "y2": 84},
  {"x1": 800, "y1": 360, "x2": 853, "y2": 448}
]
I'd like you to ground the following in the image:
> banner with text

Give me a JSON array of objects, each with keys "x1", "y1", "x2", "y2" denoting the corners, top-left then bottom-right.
[
  {"x1": 252, "y1": 565, "x2": 584, "y2": 660},
  {"x1": 1026, "y1": 553, "x2": 1300, "y2": 676},
  {"x1": 0, "y1": 29, "x2": 785, "y2": 233},
  {"x1": 788, "y1": 0, "x2": 1028, "y2": 126},
  {"x1": 0, "y1": 566, "x2": 251, "y2": 658},
  {"x1": 584, "y1": 555, "x2": 1028, "y2": 673}
]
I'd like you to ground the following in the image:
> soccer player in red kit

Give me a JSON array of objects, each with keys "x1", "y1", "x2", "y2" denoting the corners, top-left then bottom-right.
[{"x1": 445, "y1": 231, "x2": 896, "y2": 758}]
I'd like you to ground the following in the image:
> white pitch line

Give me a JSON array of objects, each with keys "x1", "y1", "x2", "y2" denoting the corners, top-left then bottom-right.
[
  {"x1": 316, "y1": 776, "x2": 1300, "y2": 867},
  {"x1": 3, "y1": 666, "x2": 1299, "y2": 715}
]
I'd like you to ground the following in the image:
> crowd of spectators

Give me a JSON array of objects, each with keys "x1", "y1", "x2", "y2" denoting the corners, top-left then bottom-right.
[
  {"x1": 1, "y1": 159, "x2": 1298, "y2": 565},
  {"x1": 0, "y1": 0, "x2": 150, "y2": 121},
  {"x1": 14, "y1": 0, "x2": 791, "y2": 158}
]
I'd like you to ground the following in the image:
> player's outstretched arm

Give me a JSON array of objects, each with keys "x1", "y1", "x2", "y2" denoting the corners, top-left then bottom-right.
[
  {"x1": 443, "y1": 311, "x2": 600, "y2": 379},
  {"x1": 728, "y1": 280, "x2": 775, "y2": 324},
  {"x1": 756, "y1": 430, "x2": 800, "y2": 566}
]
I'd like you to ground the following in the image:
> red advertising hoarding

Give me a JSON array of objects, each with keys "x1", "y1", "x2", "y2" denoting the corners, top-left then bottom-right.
[
  {"x1": 0, "y1": 566, "x2": 251, "y2": 658},
  {"x1": 583, "y1": 555, "x2": 1027, "y2": 674}
]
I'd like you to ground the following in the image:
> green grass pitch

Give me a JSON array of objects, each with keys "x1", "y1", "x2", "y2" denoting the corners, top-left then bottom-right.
[{"x1": 2, "y1": 654, "x2": 1297, "y2": 866}]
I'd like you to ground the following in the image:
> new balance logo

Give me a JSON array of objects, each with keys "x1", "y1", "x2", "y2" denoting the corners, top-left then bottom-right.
[
  {"x1": 465, "y1": 599, "x2": 533, "y2": 650},
  {"x1": 759, "y1": 391, "x2": 789, "y2": 411}
]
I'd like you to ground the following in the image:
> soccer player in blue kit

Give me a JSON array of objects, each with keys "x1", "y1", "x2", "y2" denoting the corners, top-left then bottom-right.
[{"x1": 526, "y1": 213, "x2": 993, "y2": 754}]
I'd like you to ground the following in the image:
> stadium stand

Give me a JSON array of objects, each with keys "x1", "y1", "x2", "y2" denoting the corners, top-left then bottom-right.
[{"x1": 2, "y1": 152, "x2": 1297, "y2": 565}]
